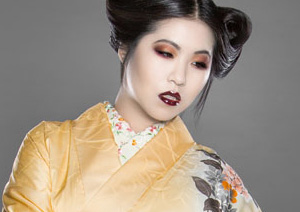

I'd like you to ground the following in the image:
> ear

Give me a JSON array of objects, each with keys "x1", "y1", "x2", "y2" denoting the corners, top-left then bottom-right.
[{"x1": 117, "y1": 45, "x2": 127, "y2": 63}]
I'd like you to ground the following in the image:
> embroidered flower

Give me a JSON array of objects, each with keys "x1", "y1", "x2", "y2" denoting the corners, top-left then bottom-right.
[
  {"x1": 115, "y1": 122, "x2": 123, "y2": 130},
  {"x1": 149, "y1": 126, "x2": 157, "y2": 132},
  {"x1": 104, "y1": 101, "x2": 164, "y2": 165},
  {"x1": 222, "y1": 181, "x2": 238, "y2": 203},
  {"x1": 132, "y1": 139, "x2": 137, "y2": 146},
  {"x1": 194, "y1": 150, "x2": 241, "y2": 211},
  {"x1": 231, "y1": 189, "x2": 238, "y2": 204},
  {"x1": 118, "y1": 148, "x2": 122, "y2": 155},
  {"x1": 222, "y1": 163, "x2": 250, "y2": 200}
]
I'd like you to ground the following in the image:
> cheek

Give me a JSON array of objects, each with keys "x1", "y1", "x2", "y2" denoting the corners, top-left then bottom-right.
[
  {"x1": 130, "y1": 62, "x2": 151, "y2": 89},
  {"x1": 124, "y1": 57, "x2": 153, "y2": 97},
  {"x1": 186, "y1": 71, "x2": 210, "y2": 100},
  {"x1": 129, "y1": 53, "x2": 165, "y2": 87}
]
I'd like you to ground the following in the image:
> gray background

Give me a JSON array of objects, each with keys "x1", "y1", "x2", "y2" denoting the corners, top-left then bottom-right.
[{"x1": 1, "y1": 0, "x2": 299, "y2": 211}]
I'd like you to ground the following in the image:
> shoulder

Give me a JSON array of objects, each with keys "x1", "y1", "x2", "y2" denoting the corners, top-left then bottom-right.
[
  {"x1": 22, "y1": 102, "x2": 109, "y2": 156},
  {"x1": 20, "y1": 120, "x2": 72, "y2": 161},
  {"x1": 187, "y1": 144, "x2": 262, "y2": 212},
  {"x1": 27, "y1": 102, "x2": 106, "y2": 142},
  {"x1": 27, "y1": 120, "x2": 69, "y2": 136},
  {"x1": 27, "y1": 120, "x2": 71, "y2": 141}
]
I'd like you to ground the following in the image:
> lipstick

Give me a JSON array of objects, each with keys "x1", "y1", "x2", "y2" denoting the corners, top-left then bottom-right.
[{"x1": 158, "y1": 91, "x2": 181, "y2": 106}]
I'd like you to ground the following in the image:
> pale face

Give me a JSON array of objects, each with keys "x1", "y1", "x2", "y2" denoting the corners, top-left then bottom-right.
[{"x1": 115, "y1": 18, "x2": 215, "y2": 132}]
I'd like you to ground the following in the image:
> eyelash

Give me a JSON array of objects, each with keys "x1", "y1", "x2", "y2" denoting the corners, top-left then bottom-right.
[
  {"x1": 156, "y1": 50, "x2": 174, "y2": 58},
  {"x1": 192, "y1": 62, "x2": 208, "y2": 70}
]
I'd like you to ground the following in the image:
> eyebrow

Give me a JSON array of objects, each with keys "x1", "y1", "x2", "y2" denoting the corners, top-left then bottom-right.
[
  {"x1": 154, "y1": 39, "x2": 181, "y2": 50},
  {"x1": 194, "y1": 50, "x2": 211, "y2": 57},
  {"x1": 154, "y1": 39, "x2": 211, "y2": 57}
]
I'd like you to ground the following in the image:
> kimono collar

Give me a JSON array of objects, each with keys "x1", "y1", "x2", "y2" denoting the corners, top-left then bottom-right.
[
  {"x1": 104, "y1": 101, "x2": 165, "y2": 164},
  {"x1": 76, "y1": 102, "x2": 196, "y2": 211}
]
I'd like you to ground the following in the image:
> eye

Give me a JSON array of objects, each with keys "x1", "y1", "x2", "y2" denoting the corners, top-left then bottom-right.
[
  {"x1": 192, "y1": 61, "x2": 208, "y2": 70},
  {"x1": 156, "y1": 50, "x2": 174, "y2": 58}
]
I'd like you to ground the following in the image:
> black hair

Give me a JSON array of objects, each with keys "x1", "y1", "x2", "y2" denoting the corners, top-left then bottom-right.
[{"x1": 106, "y1": 0, "x2": 252, "y2": 115}]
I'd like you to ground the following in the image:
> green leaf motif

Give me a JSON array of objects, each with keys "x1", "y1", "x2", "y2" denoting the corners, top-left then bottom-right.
[{"x1": 192, "y1": 176, "x2": 212, "y2": 197}]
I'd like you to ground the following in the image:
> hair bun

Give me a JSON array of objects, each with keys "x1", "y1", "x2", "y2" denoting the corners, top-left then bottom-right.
[
  {"x1": 212, "y1": 7, "x2": 252, "y2": 78},
  {"x1": 219, "y1": 7, "x2": 252, "y2": 48}
]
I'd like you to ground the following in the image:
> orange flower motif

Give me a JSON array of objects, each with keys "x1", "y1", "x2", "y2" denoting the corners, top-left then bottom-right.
[
  {"x1": 118, "y1": 117, "x2": 125, "y2": 121},
  {"x1": 222, "y1": 181, "x2": 231, "y2": 191},
  {"x1": 231, "y1": 189, "x2": 238, "y2": 203},
  {"x1": 222, "y1": 181, "x2": 238, "y2": 203},
  {"x1": 132, "y1": 139, "x2": 137, "y2": 146},
  {"x1": 222, "y1": 163, "x2": 250, "y2": 200}
]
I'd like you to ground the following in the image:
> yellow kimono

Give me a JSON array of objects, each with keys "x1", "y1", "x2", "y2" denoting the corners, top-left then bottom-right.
[{"x1": 2, "y1": 103, "x2": 261, "y2": 212}]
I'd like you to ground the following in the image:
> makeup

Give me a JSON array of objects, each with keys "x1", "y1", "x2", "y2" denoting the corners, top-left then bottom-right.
[
  {"x1": 115, "y1": 18, "x2": 214, "y2": 123},
  {"x1": 153, "y1": 44, "x2": 176, "y2": 58},
  {"x1": 158, "y1": 91, "x2": 181, "y2": 106},
  {"x1": 192, "y1": 54, "x2": 210, "y2": 70}
]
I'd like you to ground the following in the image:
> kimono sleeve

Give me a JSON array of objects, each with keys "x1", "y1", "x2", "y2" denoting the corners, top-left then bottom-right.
[
  {"x1": 195, "y1": 146, "x2": 262, "y2": 212},
  {"x1": 221, "y1": 162, "x2": 262, "y2": 212},
  {"x1": 2, "y1": 122, "x2": 53, "y2": 212}
]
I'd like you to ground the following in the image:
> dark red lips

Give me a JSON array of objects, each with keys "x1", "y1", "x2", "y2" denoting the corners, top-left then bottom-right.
[{"x1": 158, "y1": 91, "x2": 181, "y2": 106}]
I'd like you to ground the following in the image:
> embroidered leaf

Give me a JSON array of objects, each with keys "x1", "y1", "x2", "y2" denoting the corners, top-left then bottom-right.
[
  {"x1": 200, "y1": 150, "x2": 221, "y2": 161},
  {"x1": 201, "y1": 159, "x2": 223, "y2": 171},
  {"x1": 204, "y1": 198, "x2": 221, "y2": 212},
  {"x1": 192, "y1": 176, "x2": 212, "y2": 197}
]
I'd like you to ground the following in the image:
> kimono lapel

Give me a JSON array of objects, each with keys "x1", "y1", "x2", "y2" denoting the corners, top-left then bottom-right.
[
  {"x1": 79, "y1": 105, "x2": 195, "y2": 212},
  {"x1": 72, "y1": 103, "x2": 121, "y2": 207}
]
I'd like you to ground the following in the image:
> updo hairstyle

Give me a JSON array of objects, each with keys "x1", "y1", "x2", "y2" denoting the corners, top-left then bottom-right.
[{"x1": 106, "y1": 0, "x2": 252, "y2": 114}]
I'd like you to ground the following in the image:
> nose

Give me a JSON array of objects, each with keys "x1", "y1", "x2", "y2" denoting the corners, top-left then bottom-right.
[{"x1": 168, "y1": 63, "x2": 186, "y2": 86}]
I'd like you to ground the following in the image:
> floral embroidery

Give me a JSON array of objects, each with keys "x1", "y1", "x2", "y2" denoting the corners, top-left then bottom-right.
[
  {"x1": 222, "y1": 181, "x2": 238, "y2": 203},
  {"x1": 149, "y1": 126, "x2": 157, "y2": 132},
  {"x1": 132, "y1": 139, "x2": 137, "y2": 146},
  {"x1": 104, "y1": 101, "x2": 165, "y2": 165},
  {"x1": 115, "y1": 122, "x2": 123, "y2": 130},
  {"x1": 222, "y1": 163, "x2": 250, "y2": 200},
  {"x1": 192, "y1": 149, "x2": 251, "y2": 212}
]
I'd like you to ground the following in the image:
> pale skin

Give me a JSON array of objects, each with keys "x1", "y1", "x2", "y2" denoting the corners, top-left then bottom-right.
[{"x1": 114, "y1": 18, "x2": 215, "y2": 133}]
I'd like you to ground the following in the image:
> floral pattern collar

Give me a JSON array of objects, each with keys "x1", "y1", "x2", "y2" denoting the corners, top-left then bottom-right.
[{"x1": 104, "y1": 101, "x2": 165, "y2": 165}]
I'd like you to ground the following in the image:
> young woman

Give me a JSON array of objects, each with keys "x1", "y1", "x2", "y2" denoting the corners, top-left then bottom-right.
[{"x1": 2, "y1": 0, "x2": 261, "y2": 211}]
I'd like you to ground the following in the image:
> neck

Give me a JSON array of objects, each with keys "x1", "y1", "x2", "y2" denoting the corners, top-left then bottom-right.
[{"x1": 114, "y1": 87, "x2": 159, "y2": 133}]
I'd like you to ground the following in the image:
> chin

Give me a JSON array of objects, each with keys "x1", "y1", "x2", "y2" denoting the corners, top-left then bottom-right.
[{"x1": 147, "y1": 109, "x2": 179, "y2": 123}]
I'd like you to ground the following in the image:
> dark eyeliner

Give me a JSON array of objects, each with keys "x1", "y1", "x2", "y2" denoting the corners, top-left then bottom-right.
[
  {"x1": 156, "y1": 49, "x2": 173, "y2": 58},
  {"x1": 193, "y1": 62, "x2": 208, "y2": 70}
]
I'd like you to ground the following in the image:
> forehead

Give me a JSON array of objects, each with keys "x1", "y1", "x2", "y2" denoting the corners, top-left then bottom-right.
[{"x1": 140, "y1": 18, "x2": 215, "y2": 53}]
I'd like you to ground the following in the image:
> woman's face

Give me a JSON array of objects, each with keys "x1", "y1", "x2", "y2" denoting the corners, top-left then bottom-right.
[{"x1": 120, "y1": 18, "x2": 214, "y2": 123}]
